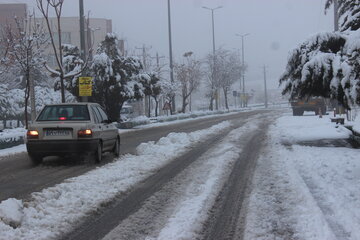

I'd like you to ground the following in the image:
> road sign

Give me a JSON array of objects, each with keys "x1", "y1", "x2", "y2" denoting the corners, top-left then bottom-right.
[{"x1": 79, "y1": 77, "x2": 93, "y2": 96}]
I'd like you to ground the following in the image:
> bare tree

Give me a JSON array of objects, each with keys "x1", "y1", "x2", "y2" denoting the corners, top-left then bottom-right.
[
  {"x1": 217, "y1": 50, "x2": 241, "y2": 110},
  {"x1": 2, "y1": 12, "x2": 48, "y2": 128},
  {"x1": 159, "y1": 77, "x2": 179, "y2": 115},
  {"x1": 204, "y1": 52, "x2": 221, "y2": 111},
  {"x1": 36, "y1": 0, "x2": 89, "y2": 103},
  {"x1": 175, "y1": 52, "x2": 202, "y2": 113}
]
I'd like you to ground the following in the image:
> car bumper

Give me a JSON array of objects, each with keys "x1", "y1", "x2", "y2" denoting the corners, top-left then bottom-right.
[{"x1": 26, "y1": 139, "x2": 98, "y2": 155}]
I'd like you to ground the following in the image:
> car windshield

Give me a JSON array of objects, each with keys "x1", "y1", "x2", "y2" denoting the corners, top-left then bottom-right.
[{"x1": 37, "y1": 105, "x2": 90, "y2": 121}]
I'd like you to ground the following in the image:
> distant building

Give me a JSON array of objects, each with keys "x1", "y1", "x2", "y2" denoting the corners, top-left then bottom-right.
[
  {"x1": 38, "y1": 17, "x2": 113, "y2": 66},
  {"x1": 0, "y1": 3, "x2": 26, "y2": 28},
  {"x1": 0, "y1": 3, "x2": 27, "y2": 57}
]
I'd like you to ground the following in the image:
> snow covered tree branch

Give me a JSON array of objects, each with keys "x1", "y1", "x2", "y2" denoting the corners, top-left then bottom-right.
[
  {"x1": 2, "y1": 11, "x2": 48, "y2": 128},
  {"x1": 280, "y1": 0, "x2": 360, "y2": 109},
  {"x1": 37, "y1": 0, "x2": 92, "y2": 103}
]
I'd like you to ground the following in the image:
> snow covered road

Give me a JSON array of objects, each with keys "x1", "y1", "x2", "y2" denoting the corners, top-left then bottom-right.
[
  {"x1": 0, "y1": 111, "x2": 261, "y2": 202},
  {"x1": 0, "y1": 110, "x2": 270, "y2": 240},
  {"x1": 244, "y1": 113, "x2": 359, "y2": 240},
  {"x1": 2, "y1": 110, "x2": 357, "y2": 240}
]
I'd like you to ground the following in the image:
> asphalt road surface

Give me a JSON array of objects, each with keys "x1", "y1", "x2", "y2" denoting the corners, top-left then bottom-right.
[{"x1": 0, "y1": 110, "x2": 275, "y2": 240}]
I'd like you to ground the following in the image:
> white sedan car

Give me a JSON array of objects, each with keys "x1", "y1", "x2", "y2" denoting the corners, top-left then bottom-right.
[{"x1": 26, "y1": 103, "x2": 120, "y2": 164}]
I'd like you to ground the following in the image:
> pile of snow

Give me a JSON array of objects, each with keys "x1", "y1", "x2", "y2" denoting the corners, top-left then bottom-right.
[
  {"x1": 0, "y1": 199, "x2": 23, "y2": 228},
  {"x1": 276, "y1": 113, "x2": 351, "y2": 143},
  {"x1": 129, "y1": 115, "x2": 151, "y2": 125},
  {"x1": 0, "y1": 121, "x2": 231, "y2": 240}
]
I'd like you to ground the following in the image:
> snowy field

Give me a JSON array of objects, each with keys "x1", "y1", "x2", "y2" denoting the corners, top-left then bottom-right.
[{"x1": 244, "y1": 113, "x2": 359, "y2": 240}]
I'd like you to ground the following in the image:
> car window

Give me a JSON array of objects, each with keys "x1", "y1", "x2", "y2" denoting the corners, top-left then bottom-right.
[
  {"x1": 91, "y1": 106, "x2": 101, "y2": 123},
  {"x1": 37, "y1": 105, "x2": 90, "y2": 121},
  {"x1": 97, "y1": 107, "x2": 109, "y2": 122}
]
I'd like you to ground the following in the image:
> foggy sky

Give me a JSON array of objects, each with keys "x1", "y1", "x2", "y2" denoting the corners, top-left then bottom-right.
[{"x1": 1, "y1": 0, "x2": 334, "y2": 91}]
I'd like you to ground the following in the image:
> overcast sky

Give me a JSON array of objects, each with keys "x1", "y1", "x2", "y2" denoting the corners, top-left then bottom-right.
[{"x1": 1, "y1": 0, "x2": 334, "y2": 90}]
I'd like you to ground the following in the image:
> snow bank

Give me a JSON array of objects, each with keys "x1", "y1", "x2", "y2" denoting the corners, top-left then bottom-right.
[
  {"x1": 0, "y1": 121, "x2": 231, "y2": 240},
  {"x1": 0, "y1": 128, "x2": 26, "y2": 141},
  {"x1": 276, "y1": 113, "x2": 351, "y2": 143},
  {"x1": 0, "y1": 128, "x2": 26, "y2": 157},
  {"x1": 0, "y1": 144, "x2": 26, "y2": 158}
]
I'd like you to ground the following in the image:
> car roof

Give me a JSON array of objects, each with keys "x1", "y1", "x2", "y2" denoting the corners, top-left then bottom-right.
[{"x1": 44, "y1": 102, "x2": 100, "y2": 107}]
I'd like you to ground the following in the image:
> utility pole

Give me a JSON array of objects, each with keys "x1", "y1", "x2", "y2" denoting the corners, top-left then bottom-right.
[
  {"x1": 167, "y1": 0, "x2": 176, "y2": 113},
  {"x1": 79, "y1": 0, "x2": 87, "y2": 102},
  {"x1": 232, "y1": 49, "x2": 242, "y2": 108},
  {"x1": 334, "y1": 0, "x2": 339, "y2": 31},
  {"x1": 79, "y1": 0, "x2": 86, "y2": 61},
  {"x1": 236, "y1": 33, "x2": 250, "y2": 107},
  {"x1": 203, "y1": 6, "x2": 222, "y2": 111},
  {"x1": 263, "y1": 65, "x2": 268, "y2": 108}
]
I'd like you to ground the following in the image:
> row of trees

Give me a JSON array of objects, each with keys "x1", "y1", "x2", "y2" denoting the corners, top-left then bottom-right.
[
  {"x1": 280, "y1": 0, "x2": 360, "y2": 109},
  {"x1": 0, "y1": 0, "x2": 245, "y2": 126}
]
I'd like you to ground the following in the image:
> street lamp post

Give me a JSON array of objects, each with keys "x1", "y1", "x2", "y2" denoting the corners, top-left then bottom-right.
[
  {"x1": 236, "y1": 33, "x2": 250, "y2": 107},
  {"x1": 167, "y1": 0, "x2": 175, "y2": 113},
  {"x1": 79, "y1": 0, "x2": 88, "y2": 102},
  {"x1": 203, "y1": 6, "x2": 222, "y2": 110}
]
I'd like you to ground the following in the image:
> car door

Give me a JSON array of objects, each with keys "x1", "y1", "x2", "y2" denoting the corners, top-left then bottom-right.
[
  {"x1": 90, "y1": 105, "x2": 103, "y2": 141},
  {"x1": 96, "y1": 106, "x2": 116, "y2": 150}
]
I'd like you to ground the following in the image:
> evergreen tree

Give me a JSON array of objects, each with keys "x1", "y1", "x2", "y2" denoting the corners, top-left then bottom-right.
[
  {"x1": 280, "y1": 0, "x2": 360, "y2": 108},
  {"x1": 91, "y1": 33, "x2": 147, "y2": 121},
  {"x1": 325, "y1": 0, "x2": 360, "y2": 31}
]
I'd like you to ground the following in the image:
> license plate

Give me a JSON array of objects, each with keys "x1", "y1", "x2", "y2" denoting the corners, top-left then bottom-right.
[{"x1": 46, "y1": 130, "x2": 70, "y2": 136}]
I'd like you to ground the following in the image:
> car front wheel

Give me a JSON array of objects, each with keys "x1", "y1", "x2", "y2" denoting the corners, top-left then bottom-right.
[
  {"x1": 94, "y1": 141, "x2": 103, "y2": 163},
  {"x1": 113, "y1": 138, "x2": 120, "y2": 157}
]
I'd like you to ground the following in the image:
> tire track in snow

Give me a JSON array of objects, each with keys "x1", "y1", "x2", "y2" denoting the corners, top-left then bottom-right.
[{"x1": 295, "y1": 171, "x2": 351, "y2": 240}]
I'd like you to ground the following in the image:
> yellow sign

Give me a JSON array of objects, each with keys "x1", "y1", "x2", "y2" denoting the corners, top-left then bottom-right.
[{"x1": 79, "y1": 77, "x2": 93, "y2": 96}]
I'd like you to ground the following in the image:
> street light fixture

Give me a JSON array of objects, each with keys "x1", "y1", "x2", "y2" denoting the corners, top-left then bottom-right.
[
  {"x1": 203, "y1": 5, "x2": 223, "y2": 110},
  {"x1": 236, "y1": 33, "x2": 250, "y2": 107}
]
